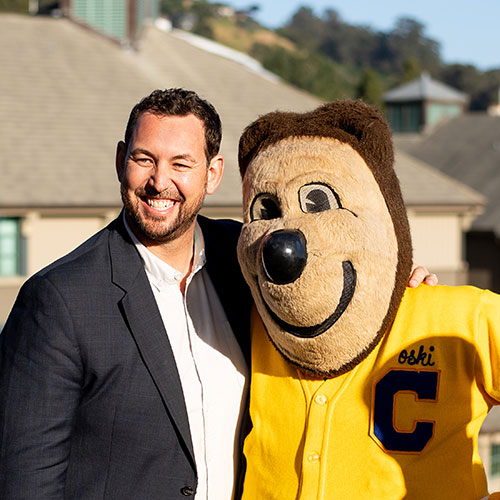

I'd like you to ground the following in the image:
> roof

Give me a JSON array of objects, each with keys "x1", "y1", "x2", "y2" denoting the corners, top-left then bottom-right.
[
  {"x1": 0, "y1": 14, "x2": 483, "y2": 217},
  {"x1": 395, "y1": 150, "x2": 485, "y2": 208},
  {"x1": 383, "y1": 72, "x2": 468, "y2": 104},
  {"x1": 396, "y1": 113, "x2": 500, "y2": 233},
  {"x1": 0, "y1": 13, "x2": 320, "y2": 210}
]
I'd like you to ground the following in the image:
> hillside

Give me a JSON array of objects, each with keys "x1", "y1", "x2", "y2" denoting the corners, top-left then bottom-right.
[{"x1": 163, "y1": 1, "x2": 500, "y2": 110}]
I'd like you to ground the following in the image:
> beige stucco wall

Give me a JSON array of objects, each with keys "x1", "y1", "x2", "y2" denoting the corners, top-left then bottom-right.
[
  {"x1": 408, "y1": 211, "x2": 469, "y2": 285},
  {"x1": 22, "y1": 214, "x2": 115, "y2": 276}
]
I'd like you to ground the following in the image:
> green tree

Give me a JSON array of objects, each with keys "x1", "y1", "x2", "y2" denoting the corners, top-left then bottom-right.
[
  {"x1": 251, "y1": 43, "x2": 352, "y2": 101},
  {"x1": 318, "y1": 9, "x2": 376, "y2": 67},
  {"x1": 439, "y1": 64, "x2": 500, "y2": 110},
  {"x1": 160, "y1": 0, "x2": 185, "y2": 27},
  {"x1": 277, "y1": 6, "x2": 324, "y2": 51},
  {"x1": 386, "y1": 18, "x2": 442, "y2": 76},
  {"x1": 160, "y1": 0, "x2": 216, "y2": 36},
  {"x1": 0, "y1": 0, "x2": 28, "y2": 12},
  {"x1": 402, "y1": 58, "x2": 422, "y2": 82},
  {"x1": 356, "y1": 68, "x2": 384, "y2": 110}
]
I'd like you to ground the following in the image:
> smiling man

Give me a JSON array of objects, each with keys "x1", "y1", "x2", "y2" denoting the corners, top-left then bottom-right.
[{"x1": 0, "y1": 89, "x2": 252, "y2": 500}]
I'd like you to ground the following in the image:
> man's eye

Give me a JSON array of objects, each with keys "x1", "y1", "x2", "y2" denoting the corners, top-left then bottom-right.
[
  {"x1": 134, "y1": 157, "x2": 153, "y2": 165},
  {"x1": 299, "y1": 183, "x2": 341, "y2": 213},
  {"x1": 250, "y1": 194, "x2": 282, "y2": 221}
]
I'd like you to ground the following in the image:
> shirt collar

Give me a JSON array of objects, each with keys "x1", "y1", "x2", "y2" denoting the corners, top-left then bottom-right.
[{"x1": 123, "y1": 212, "x2": 206, "y2": 290}]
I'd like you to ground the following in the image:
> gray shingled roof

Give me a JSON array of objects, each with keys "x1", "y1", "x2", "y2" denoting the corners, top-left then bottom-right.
[
  {"x1": 384, "y1": 72, "x2": 468, "y2": 103},
  {"x1": 397, "y1": 113, "x2": 500, "y2": 233},
  {"x1": 395, "y1": 150, "x2": 485, "y2": 208},
  {"x1": 0, "y1": 13, "x2": 320, "y2": 210},
  {"x1": 0, "y1": 14, "x2": 483, "y2": 216}
]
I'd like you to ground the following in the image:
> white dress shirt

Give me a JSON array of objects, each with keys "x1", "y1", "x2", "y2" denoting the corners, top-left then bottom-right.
[{"x1": 125, "y1": 218, "x2": 248, "y2": 500}]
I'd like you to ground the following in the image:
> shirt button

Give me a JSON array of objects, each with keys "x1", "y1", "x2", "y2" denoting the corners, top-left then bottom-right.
[
  {"x1": 180, "y1": 486, "x2": 195, "y2": 496},
  {"x1": 314, "y1": 394, "x2": 327, "y2": 405},
  {"x1": 308, "y1": 452, "x2": 320, "y2": 463}
]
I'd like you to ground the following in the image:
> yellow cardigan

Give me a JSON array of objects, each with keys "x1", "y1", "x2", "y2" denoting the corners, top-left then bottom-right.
[{"x1": 242, "y1": 285, "x2": 500, "y2": 500}]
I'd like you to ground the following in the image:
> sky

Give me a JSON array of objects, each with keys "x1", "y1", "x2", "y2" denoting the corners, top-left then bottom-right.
[{"x1": 214, "y1": 0, "x2": 500, "y2": 71}]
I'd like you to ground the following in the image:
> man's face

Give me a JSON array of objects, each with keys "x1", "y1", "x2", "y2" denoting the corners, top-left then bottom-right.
[{"x1": 116, "y1": 112, "x2": 223, "y2": 245}]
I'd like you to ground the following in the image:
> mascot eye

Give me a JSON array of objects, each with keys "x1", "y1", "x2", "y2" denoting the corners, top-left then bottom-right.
[
  {"x1": 299, "y1": 183, "x2": 341, "y2": 213},
  {"x1": 250, "y1": 193, "x2": 282, "y2": 221}
]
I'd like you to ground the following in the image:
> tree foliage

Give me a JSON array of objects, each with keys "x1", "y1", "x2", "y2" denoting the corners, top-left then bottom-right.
[
  {"x1": 251, "y1": 43, "x2": 352, "y2": 101},
  {"x1": 160, "y1": 0, "x2": 217, "y2": 37},
  {"x1": 439, "y1": 64, "x2": 500, "y2": 110},
  {"x1": 356, "y1": 68, "x2": 384, "y2": 110},
  {"x1": 159, "y1": 1, "x2": 499, "y2": 110},
  {"x1": 0, "y1": 0, "x2": 28, "y2": 13}
]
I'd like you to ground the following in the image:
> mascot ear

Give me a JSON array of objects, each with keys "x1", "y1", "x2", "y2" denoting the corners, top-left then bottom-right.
[{"x1": 313, "y1": 100, "x2": 394, "y2": 180}]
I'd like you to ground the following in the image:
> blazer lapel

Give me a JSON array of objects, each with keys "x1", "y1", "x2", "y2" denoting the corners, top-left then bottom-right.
[
  {"x1": 199, "y1": 216, "x2": 252, "y2": 363},
  {"x1": 108, "y1": 216, "x2": 195, "y2": 469}
]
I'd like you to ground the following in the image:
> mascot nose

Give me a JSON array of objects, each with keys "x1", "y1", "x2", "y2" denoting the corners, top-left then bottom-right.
[{"x1": 262, "y1": 229, "x2": 307, "y2": 285}]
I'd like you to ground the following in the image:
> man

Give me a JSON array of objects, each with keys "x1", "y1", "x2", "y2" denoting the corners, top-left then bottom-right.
[
  {"x1": 0, "y1": 88, "x2": 252, "y2": 499},
  {"x1": 0, "y1": 88, "x2": 434, "y2": 500}
]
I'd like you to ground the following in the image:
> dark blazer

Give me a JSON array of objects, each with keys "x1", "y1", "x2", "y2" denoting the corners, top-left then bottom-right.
[{"x1": 0, "y1": 214, "x2": 252, "y2": 500}]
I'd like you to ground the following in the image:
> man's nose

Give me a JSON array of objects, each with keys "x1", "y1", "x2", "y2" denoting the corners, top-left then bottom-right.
[{"x1": 148, "y1": 162, "x2": 172, "y2": 192}]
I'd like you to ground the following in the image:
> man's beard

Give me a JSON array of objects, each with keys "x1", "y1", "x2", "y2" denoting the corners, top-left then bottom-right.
[{"x1": 121, "y1": 184, "x2": 206, "y2": 245}]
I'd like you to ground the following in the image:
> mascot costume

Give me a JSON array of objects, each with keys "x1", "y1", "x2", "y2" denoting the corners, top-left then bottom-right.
[{"x1": 236, "y1": 100, "x2": 500, "y2": 499}]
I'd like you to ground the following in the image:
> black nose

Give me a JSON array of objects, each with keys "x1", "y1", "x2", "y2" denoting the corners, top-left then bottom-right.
[{"x1": 262, "y1": 229, "x2": 307, "y2": 284}]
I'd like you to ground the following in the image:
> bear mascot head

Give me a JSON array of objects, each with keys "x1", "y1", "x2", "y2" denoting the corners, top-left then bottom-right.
[{"x1": 237, "y1": 99, "x2": 413, "y2": 377}]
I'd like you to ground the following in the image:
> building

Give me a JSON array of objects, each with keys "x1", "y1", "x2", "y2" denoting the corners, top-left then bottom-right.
[
  {"x1": 395, "y1": 150, "x2": 484, "y2": 285},
  {"x1": 395, "y1": 107, "x2": 500, "y2": 291},
  {"x1": 384, "y1": 72, "x2": 468, "y2": 133}
]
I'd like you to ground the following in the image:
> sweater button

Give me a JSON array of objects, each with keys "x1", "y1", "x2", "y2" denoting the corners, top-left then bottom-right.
[
  {"x1": 314, "y1": 394, "x2": 327, "y2": 405},
  {"x1": 180, "y1": 486, "x2": 195, "y2": 496}
]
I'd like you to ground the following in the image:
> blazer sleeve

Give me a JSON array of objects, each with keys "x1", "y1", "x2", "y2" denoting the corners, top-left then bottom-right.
[{"x1": 0, "y1": 275, "x2": 82, "y2": 499}]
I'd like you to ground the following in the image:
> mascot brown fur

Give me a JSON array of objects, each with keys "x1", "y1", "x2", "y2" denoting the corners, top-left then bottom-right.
[{"x1": 237, "y1": 100, "x2": 500, "y2": 499}]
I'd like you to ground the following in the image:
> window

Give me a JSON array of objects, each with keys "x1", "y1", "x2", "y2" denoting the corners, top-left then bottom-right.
[
  {"x1": 0, "y1": 218, "x2": 25, "y2": 277},
  {"x1": 387, "y1": 103, "x2": 422, "y2": 133},
  {"x1": 491, "y1": 443, "x2": 500, "y2": 477}
]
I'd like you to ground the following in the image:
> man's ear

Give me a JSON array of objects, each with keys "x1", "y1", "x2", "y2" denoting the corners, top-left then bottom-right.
[
  {"x1": 206, "y1": 154, "x2": 224, "y2": 195},
  {"x1": 115, "y1": 141, "x2": 127, "y2": 181}
]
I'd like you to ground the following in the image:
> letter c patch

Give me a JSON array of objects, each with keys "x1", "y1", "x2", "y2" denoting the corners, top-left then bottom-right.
[{"x1": 373, "y1": 369, "x2": 439, "y2": 453}]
